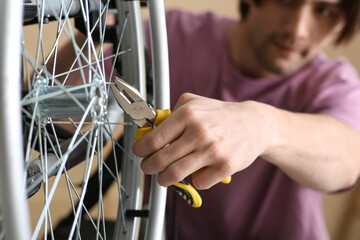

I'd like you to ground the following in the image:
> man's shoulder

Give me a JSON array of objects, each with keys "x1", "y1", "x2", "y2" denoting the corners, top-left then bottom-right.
[
  {"x1": 165, "y1": 9, "x2": 230, "y2": 25},
  {"x1": 298, "y1": 53, "x2": 359, "y2": 84},
  {"x1": 165, "y1": 9, "x2": 234, "y2": 38}
]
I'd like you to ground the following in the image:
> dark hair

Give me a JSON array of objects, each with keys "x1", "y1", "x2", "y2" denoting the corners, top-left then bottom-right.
[
  {"x1": 239, "y1": 0, "x2": 360, "y2": 45},
  {"x1": 338, "y1": 0, "x2": 360, "y2": 44}
]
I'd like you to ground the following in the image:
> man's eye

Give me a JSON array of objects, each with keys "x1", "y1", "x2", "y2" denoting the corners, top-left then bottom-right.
[
  {"x1": 316, "y1": 7, "x2": 332, "y2": 16},
  {"x1": 315, "y1": 6, "x2": 342, "y2": 20}
]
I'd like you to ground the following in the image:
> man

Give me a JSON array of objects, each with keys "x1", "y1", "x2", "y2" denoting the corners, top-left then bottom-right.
[{"x1": 133, "y1": 0, "x2": 360, "y2": 239}]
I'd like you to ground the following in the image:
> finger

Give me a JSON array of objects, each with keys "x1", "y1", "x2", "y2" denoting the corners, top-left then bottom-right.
[
  {"x1": 140, "y1": 129, "x2": 199, "y2": 174},
  {"x1": 157, "y1": 150, "x2": 206, "y2": 187},
  {"x1": 132, "y1": 113, "x2": 184, "y2": 158},
  {"x1": 191, "y1": 166, "x2": 232, "y2": 190}
]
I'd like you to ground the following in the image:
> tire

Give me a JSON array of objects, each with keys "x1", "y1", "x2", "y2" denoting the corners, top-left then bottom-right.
[{"x1": 0, "y1": 0, "x2": 169, "y2": 239}]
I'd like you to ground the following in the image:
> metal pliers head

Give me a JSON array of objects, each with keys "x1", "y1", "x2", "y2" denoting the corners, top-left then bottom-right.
[{"x1": 110, "y1": 76, "x2": 156, "y2": 128}]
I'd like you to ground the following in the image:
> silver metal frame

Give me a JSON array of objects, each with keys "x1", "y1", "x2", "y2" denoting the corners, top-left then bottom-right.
[
  {"x1": 0, "y1": 0, "x2": 31, "y2": 240},
  {"x1": 145, "y1": 0, "x2": 170, "y2": 239}
]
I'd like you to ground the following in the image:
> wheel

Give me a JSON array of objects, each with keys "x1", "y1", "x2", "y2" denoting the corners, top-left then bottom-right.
[{"x1": 0, "y1": 0, "x2": 169, "y2": 239}]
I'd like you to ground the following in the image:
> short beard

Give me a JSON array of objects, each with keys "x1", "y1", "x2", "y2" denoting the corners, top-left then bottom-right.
[{"x1": 254, "y1": 36, "x2": 309, "y2": 76}]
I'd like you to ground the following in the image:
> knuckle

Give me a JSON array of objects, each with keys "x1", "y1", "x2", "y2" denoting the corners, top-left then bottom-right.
[
  {"x1": 181, "y1": 105, "x2": 197, "y2": 122},
  {"x1": 194, "y1": 123, "x2": 208, "y2": 138},
  {"x1": 152, "y1": 150, "x2": 168, "y2": 172},
  {"x1": 205, "y1": 143, "x2": 234, "y2": 176},
  {"x1": 147, "y1": 132, "x2": 162, "y2": 152},
  {"x1": 206, "y1": 141, "x2": 222, "y2": 159},
  {"x1": 218, "y1": 159, "x2": 234, "y2": 177},
  {"x1": 178, "y1": 92, "x2": 193, "y2": 103},
  {"x1": 153, "y1": 126, "x2": 171, "y2": 148},
  {"x1": 168, "y1": 163, "x2": 185, "y2": 183},
  {"x1": 192, "y1": 179, "x2": 207, "y2": 190},
  {"x1": 188, "y1": 119, "x2": 208, "y2": 141},
  {"x1": 192, "y1": 172, "x2": 211, "y2": 190}
]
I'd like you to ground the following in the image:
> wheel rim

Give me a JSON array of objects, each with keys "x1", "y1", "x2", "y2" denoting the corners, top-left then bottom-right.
[{"x1": 21, "y1": 0, "x2": 145, "y2": 239}]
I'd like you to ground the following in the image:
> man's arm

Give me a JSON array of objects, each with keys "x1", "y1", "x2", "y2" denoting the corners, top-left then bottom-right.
[
  {"x1": 262, "y1": 105, "x2": 360, "y2": 192},
  {"x1": 133, "y1": 93, "x2": 360, "y2": 192}
]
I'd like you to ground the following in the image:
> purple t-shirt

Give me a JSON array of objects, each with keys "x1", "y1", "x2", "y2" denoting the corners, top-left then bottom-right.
[{"x1": 144, "y1": 10, "x2": 360, "y2": 240}]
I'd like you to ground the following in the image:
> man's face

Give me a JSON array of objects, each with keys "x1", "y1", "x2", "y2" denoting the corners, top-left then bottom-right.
[{"x1": 242, "y1": 0, "x2": 345, "y2": 77}]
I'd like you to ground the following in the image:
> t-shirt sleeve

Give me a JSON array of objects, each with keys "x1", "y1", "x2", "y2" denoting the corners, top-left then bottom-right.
[{"x1": 307, "y1": 59, "x2": 360, "y2": 133}]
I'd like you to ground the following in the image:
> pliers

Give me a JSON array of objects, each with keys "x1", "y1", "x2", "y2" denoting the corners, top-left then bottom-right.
[
  {"x1": 110, "y1": 76, "x2": 203, "y2": 208},
  {"x1": 110, "y1": 76, "x2": 231, "y2": 208}
]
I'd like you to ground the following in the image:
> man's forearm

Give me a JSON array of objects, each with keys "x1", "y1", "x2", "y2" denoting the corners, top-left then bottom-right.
[{"x1": 262, "y1": 107, "x2": 360, "y2": 192}]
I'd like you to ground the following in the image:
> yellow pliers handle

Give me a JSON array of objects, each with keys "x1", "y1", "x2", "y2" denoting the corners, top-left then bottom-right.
[
  {"x1": 134, "y1": 109, "x2": 171, "y2": 140},
  {"x1": 135, "y1": 109, "x2": 231, "y2": 208}
]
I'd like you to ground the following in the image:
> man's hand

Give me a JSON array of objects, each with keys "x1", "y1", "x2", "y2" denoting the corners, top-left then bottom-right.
[
  {"x1": 132, "y1": 93, "x2": 275, "y2": 190},
  {"x1": 133, "y1": 92, "x2": 360, "y2": 192}
]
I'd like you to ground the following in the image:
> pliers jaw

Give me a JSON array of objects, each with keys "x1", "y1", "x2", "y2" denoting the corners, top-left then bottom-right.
[{"x1": 110, "y1": 76, "x2": 156, "y2": 128}]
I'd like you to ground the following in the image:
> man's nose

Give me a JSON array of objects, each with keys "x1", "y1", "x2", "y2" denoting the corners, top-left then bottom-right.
[{"x1": 284, "y1": 6, "x2": 312, "y2": 41}]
